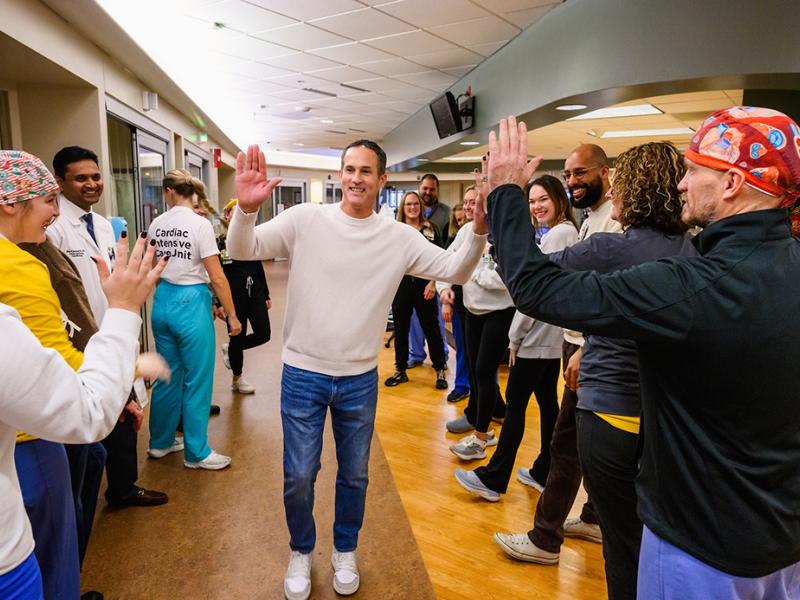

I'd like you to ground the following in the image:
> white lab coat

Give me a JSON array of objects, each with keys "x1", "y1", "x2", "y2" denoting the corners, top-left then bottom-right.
[{"x1": 47, "y1": 194, "x2": 116, "y2": 325}]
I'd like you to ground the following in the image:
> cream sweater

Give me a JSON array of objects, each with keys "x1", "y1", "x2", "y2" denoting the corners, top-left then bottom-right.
[{"x1": 227, "y1": 202, "x2": 486, "y2": 376}]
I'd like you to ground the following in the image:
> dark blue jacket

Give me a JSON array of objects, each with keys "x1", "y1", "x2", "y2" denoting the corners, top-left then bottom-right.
[{"x1": 488, "y1": 183, "x2": 800, "y2": 577}]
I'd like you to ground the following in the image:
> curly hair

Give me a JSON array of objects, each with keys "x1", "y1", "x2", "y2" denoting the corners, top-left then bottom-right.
[{"x1": 613, "y1": 142, "x2": 687, "y2": 234}]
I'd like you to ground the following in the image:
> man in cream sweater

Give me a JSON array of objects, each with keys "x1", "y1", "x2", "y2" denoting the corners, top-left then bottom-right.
[{"x1": 227, "y1": 140, "x2": 487, "y2": 600}]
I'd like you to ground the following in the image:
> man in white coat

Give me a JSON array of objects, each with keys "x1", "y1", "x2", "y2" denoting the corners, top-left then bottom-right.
[{"x1": 47, "y1": 146, "x2": 168, "y2": 517}]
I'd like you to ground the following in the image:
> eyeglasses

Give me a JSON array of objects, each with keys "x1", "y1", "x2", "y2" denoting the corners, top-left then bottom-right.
[{"x1": 561, "y1": 165, "x2": 602, "y2": 182}]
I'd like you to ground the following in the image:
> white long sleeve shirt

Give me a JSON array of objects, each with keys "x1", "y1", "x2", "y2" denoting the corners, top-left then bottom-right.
[
  {"x1": 436, "y1": 221, "x2": 514, "y2": 315},
  {"x1": 226, "y1": 202, "x2": 486, "y2": 376},
  {"x1": 0, "y1": 304, "x2": 140, "y2": 575}
]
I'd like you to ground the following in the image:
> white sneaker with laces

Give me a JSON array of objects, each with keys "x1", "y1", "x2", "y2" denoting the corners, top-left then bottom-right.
[
  {"x1": 450, "y1": 433, "x2": 487, "y2": 460},
  {"x1": 563, "y1": 517, "x2": 603, "y2": 543},
  {"x1": 284, "y1": 551, "x2": 312, "y2": 600},
  {"x1": 493, "y1": 532, "x2": 559, "y2": 564},
  {"x1": 183, "y1": 450, "x2": 231, "y2": 470},
  {"x1": 147, "y1": 436, "x2": 184, "y2": 459},
  {"x1": 485, "y1": 429, "x2": 498, "y2": 447},
  {"x1": 232, "y1": 376, "x2": 255, "y2": 394},
  {"x1": 331, "y1": 550, "x2": 360, "y2": 595},
  {"x1": 221, "y1": 342, "x2": 230, "y2": 370}
]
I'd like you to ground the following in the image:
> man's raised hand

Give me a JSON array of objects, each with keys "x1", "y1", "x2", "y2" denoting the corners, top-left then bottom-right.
[
  {"x1": 487, "y1": 116, "x2": 543, "y2": 192},
  {"x1": 235, "y1": 145, "x2": 283, "y2": 214}
]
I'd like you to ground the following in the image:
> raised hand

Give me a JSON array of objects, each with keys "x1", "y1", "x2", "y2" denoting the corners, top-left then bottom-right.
[
  {"x1": 98, "y1": 232, "x2": 167, "y2": 313},
  {"x1": 487, "y1": 116, "x2": 543, "y2": 192},
  {"x1": 235, "y1": 145, "x2": 283, "y2": 214}
]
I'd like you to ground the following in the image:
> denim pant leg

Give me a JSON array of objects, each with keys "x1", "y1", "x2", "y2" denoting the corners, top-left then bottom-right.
[
  {"x1": 452, "y1": 308, "x2": 470, "y2": 394},
  {"x1": 15, "y1": 440, "x2": 80, "y2": 600},
  {"x1": 408, "y1": 310, "x2": 426, "y2": 363},
  {"x1": 329, "y1": 369, "x2": 378, "y2": 552},
  {"x1": 281, "y1": 365, "x2": 330, "y2": 554}
]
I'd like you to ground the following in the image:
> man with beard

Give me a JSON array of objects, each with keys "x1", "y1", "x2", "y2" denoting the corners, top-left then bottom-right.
[
  {"x1": 507, "y1": 143, "x2": 621, "y2": 563},
  {"x1": 419, "y1": 173, "x2": 450, "y2": 242}
]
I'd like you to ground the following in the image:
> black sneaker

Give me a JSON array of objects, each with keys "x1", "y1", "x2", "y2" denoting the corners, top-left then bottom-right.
[
  {"x1": 435, "y1": 370, "x2": 448, "y2": 390},
  {"x1": 446, "y1": 389, "x2": 470, "y2": 403},
  {"x1": 384, "y1": 371, "x2": 409, "y2": 387}
]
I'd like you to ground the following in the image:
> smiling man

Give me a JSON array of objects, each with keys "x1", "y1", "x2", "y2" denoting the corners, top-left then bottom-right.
[{"x1": 227, "y1": 140, "x2": 486, "y2": 600}]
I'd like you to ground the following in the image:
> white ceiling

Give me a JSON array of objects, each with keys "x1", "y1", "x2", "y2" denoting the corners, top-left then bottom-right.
[{"x1": 96, "y1": 0, "x2": 562, "y2": 153}]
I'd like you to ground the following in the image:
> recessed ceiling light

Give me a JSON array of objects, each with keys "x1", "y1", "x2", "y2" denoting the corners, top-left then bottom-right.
[
  {"x1": 443, "y1": 156, "x2": 483, "y2": 161},
  {"x1": 460, "y1": 141, "x2": 480, "y2": 146},
  {"x1": 586, "y1": 130, "x2": 597, "y2": 137},
  {"x1": 601, "y1": 127, "x2": 694, "y2": 139},
  {"x1": 556, "y1": 104, "x2": 588, "y2": 111},
  {"x1": 320, "y1": 119, "x2": 334, "y2": 124},
  {"x1": 568, "y1": 103, "x2": 663, "y2": 121},
  {"x1": 294, "y1": 143, "x2": 305, "y2": 146},
  {"x1": 417, "y1": 158, "x2": 430, "y2": 162}
]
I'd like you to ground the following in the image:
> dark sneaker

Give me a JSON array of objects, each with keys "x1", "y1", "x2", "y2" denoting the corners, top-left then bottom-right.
[
  {"x1": 384, "y1": 371, "x2": 408, "y2": 387},
  {"x1": 446, "y1": 389, "x2": 470, "y2": 403},
  {"x1": 435, "y1": 369, "x2": 448, "y2": 389}
]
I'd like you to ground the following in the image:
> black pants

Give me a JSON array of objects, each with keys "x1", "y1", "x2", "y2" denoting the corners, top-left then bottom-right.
[
  {"x1": 102, "y1": 417, "x2": 140, "y2": 505},
  {"x1": 528, "y1": 340, "x2": 598, "y2": 553},
  {"x1": 475, "y1": 356, "x2": 560, "y2": 493},
  {"x1": 462, "y1": 308, "x2": 515, "y2": 432},
  {"x1": 391, "y1": 276, "x2": 446, "y2": 371},
  {"x1": 228, "y1": 275, "x2": 271, "y2": 375},
  {"x1": 64, "y1": 441, "x2": 106, "y2": 566},
  {"x1": 577, "y1": 409, "x2": 642, "y2": 600}
]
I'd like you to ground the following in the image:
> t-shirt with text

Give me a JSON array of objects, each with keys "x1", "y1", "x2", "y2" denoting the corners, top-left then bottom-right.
[{"x1": 147, "y1": 206, "x2": 219, "y2": 285}]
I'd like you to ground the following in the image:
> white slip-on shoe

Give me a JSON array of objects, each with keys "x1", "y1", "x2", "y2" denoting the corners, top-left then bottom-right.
[
  {"x1": 284, "y1": 551, "x2": 312, "y2": 600},
  {"x1": 331, "y1": 550, "x2": 360, "y2": 595},
  {"x1": 183, "y1": 450, "x2": 231, "y2": 470},
  {"x1": 147, "y1": 436, "x2": 184, "y2": 459},
  {"x1": 232, "y1": 376, "x2": 255, "y2": 394}
]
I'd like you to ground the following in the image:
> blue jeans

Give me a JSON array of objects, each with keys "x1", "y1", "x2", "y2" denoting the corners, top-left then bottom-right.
[
  {"x1": 638, "y1": 526, "x2": 800, "y2": 599},
  {"x1": 64, "y1": 442, "x2": 106, "y2": 566},
  {"x1": 0, "y1": 553, "x2": 44, "y2": 600},
  {"x1": 150, "y1": 282, "x2": 215, "y2": 463},
  {"x1": 451, "y1": 308, "x2": 470, "y2": 394},
  {"x1": 14, "y1": 440, "x2": 80, "y2": 600},
  {"x1": 281, "y1": 364, "x2": 378, "y2": 554}
]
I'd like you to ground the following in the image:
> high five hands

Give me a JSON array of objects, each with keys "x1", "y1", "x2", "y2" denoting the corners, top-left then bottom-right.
[
  {"x1": 235, "y1": 145, "x2": 283, "y2": 214},
  {"x1": 473, "y1": 116, "x2": 544, "y2": 222}
]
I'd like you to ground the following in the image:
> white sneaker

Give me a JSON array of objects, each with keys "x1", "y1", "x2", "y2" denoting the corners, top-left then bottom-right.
[
  {"x1": 183, "y1": 450, "x2": 231, "y2": 470},
  {"x1": 485, "y1": 429, "x2": 498, "y2": 447},
  {"x1": 232, "y1": 376, "x2": 255, "y2": 394},
  {"x1": 331, "y1": 550, "x2": 360, "y2": 596},
  {"x1": 284, "y1": 551, "x2": 312, "y2": 600},
  {"x1": 450, "y1": 433, "x2": 487, "y2": 460},
  {"x1": 147, "y1": 436, "x2": 184, "y2": 459},
  {"x1": 517, "y1": 468, "x2": 545, "y2": 492},
  {"x1": 493, "y1": 532, "x2": 559, "y2": 564},
  {"x1": 563, "y1": 517, "x2": 602, "y2": 543},
  {"x1": 221, "y1": 343, "x2": 230, "y2": 370}
]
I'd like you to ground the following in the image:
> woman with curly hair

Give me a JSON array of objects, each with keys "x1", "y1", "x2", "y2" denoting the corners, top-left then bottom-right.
[{"x1": 566, "y1": 142, "x2": 696, "y2": 600}]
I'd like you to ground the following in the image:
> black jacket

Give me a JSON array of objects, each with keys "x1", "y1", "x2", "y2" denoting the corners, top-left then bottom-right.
[{"x1": 488, "y1": 183, "x2": 800, "y2": 577}]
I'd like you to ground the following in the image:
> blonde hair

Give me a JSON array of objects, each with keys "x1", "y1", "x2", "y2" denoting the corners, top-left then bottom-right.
[
  {"x1": 163, "y1": 168, "x2": 205, "y2": 199},
  {"x1": 396, "y1": 191, "x2": 423, "y2": 224},
  {"x1": 449, "y1": 202, "x2": 465, "y2": 234}
]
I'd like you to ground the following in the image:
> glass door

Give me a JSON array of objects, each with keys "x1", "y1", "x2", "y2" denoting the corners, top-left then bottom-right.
[
  {"x1": 324, "y1": 181, "x2": 342, "y2": 204},
  {"x1": 137, "y1": 132, "x2": 167, "y2": 234}
]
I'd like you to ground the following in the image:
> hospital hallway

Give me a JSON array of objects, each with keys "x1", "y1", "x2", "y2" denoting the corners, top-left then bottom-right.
[{"x1": 82, "y1": 260, "x2": 603, "y2": 600}]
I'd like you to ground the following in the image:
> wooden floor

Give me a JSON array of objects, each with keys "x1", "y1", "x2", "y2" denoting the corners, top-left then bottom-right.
[{"x1": 375, "y1": 316, "x2": 608, "y2": 599}]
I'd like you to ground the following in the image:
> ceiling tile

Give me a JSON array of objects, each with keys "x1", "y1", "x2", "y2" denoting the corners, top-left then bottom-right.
[
  {"x1": 260, "y1": 52, "x2": 342, "y2": 72},
  {"x1": 248, "y1": 0, "x2": 365, "y2": 21},
  {"x1": 376, "y1": 0, "x2": 491, "y2": 27},
  {"x1": 502, "y1": 4, "x2": 559, "y2": 28},
  {"x1": 190, "y1": 0, "x2": 297, "y2": 33},
  {"x1": 364, "y1": 30, "x2": 456, "y2": 55},
  {"x1": 429, "y1": 16, "x2": 520, "y2": 46},
  {"x1": 357, "y1": 58, "x2": 430, "y2": 77},
  {"x1": 346, "y1": 77, "x2": 420, "y2": 93},
  {"x1": 253, "y1": 23, "x2": 352, "y2": 51},
  {"x1": 308, "y1": 43, "x2": 395, "y2": 65},
  {"x1": 221, "y1": 59, "x2": 293, "y2": 80},
  {"x1": 269, "y1": 88, "x2": 342, "y2": 102},
  {"x1": 207, "y1": 29, "x2": 295, "y2": 60},
  {"x1": 311, "y1": 7, "x2": 416, "y2": 41},
  {"x1": 407, "y1": 47, "x2": 483, "y2": 69},
  {"x1": 308, "y1": 65, "x2": 380, "y2": 83},
  {"x1": 395, "y1": 70, "x2": 458, "y2": 90},
  {"x1": 381, "y1": 86, "x2": 438, "y2": 102},
  {"x1": 471, "y1": 0, "x2": 557, "y2": 12},
  {"x1": 265, "y1": 73, "x2": 342, "y2": 89},
  {"x1": 468, "y1": 40, "x2": 510, "y2": 57},
  {"x1": 345, "y1": 92, "x2": 401, "y2": 105},
  {"x1": 372, "y1": 99, "x2": 420, "y2": 114}
]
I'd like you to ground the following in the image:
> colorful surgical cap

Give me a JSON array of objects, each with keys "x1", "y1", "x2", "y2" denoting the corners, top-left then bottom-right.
[{"x1": 0, "y1": 150, "x2": 59, "y2": 205}]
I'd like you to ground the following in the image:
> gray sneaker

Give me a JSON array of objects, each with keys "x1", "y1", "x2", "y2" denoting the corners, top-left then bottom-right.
[
  {"x1": 454, "y1": 469, "x2": 500, "y2": 502},
  {"x1": 450, "y1": 434, "x2": 486, "y2": 460},
  {"x1": 517, "y1": 468, "x2": 545, "y2": 492},
  {"x1": 493, "y1": 532, "x2": 559, "y2": 564},
  {"x1": 563, "y1": 517, "x2": 602, "y2": 543},
  {"x1": 446, "y1": 414, "x2": 475, "y2": 433}
]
